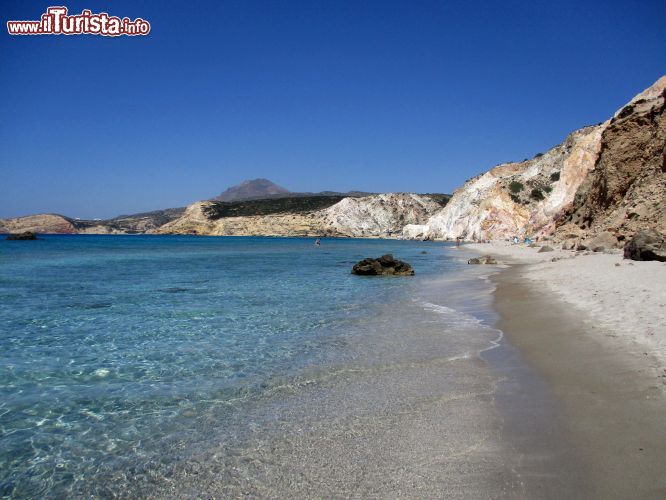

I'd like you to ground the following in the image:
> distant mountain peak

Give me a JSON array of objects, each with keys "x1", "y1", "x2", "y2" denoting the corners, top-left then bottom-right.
[{"x1": 212, "y1": 178, "x2": 291, "y2": 202}]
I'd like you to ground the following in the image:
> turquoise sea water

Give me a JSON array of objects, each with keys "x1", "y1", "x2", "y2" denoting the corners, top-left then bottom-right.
[{"x1": 0, "y1": 235, "x2": 508, "y2": 497}]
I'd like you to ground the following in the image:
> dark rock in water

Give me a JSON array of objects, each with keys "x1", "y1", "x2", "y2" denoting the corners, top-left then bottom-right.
[
  {"x1": 352, "y1": 254, "x2": 414, "y2": 276},
  {"x1": 468, "y1": 255, "x2": 497, "y2": 265},
  {"x1": 6, "y1": 231, "x2": 37, "y2": 240},
  {"x1": 420, "y1": 251, "x2": 428, "y2": 254},
  {"x1": 538, "y1": 245, "x2": 554, "y2": 253},
  {"x1": 623, "y1": 230, "x2": 666, "y2": 261}
]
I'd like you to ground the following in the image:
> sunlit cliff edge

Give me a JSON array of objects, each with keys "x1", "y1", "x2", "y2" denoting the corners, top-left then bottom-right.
[{"x1": 403, "y1": 76, "x2": 665, "y2": 248}]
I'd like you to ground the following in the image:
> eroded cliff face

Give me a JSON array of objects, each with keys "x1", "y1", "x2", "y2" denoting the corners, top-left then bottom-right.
[
  {"x1": 553, "y1": 76, "x2": 666, "y2": 248},
  {"x1": 154, "y1": 193, "x2": 441, "y2": 237},
  {"x1": 403, "y1": 124, "x2": 606, "y2": 240},
  {"x1": 319, "y1": 193, "x2": 442, "y2": 237},
  {"x1": 405, "y1": 76, "x2": 665, "y2": 244}
]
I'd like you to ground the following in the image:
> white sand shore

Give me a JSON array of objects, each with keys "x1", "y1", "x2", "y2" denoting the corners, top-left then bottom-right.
[{"x1": 466, "y1": 241, "x2": 666, "y2": 375}]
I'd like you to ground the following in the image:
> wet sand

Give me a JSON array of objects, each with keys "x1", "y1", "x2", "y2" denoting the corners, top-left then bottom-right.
[{"x1": 493, "y1": 264, "x2": 666, "y2": 499}]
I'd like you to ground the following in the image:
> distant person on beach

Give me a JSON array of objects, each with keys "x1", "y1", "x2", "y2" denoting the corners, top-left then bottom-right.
[{"x1": 456, "y1": 237, "x2": 461, "y2": 247}]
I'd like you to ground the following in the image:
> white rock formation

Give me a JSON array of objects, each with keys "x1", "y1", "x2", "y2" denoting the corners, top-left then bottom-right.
[
  {"x1": 319, "y1": 193, "x2": 442, "y2": 237},
  {"x1": 402, "y1": 116, "x2": 608, "y2": 241},
  {"x1": 155, "y1": 193, "x2": 442, "y2": 237}
]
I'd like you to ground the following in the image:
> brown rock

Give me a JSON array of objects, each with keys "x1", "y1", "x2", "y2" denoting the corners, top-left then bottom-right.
[
  {"x1": 588, "y1": 231, "x2": 619, "y2": 250},
  {"x1": 352, "y1": 254, "x2": 414, "y2": 276},
  {"x1": 468, "y1": 255, "x2": 497, "y2": 265},
  {"x1": 623, "y1": 230, "x2": 666, "y2": 262},
  {"x1": 6, "y1": 231, "x2": 38, "y2": 240}
]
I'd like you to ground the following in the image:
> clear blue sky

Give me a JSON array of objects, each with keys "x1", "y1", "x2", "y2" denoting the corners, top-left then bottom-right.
[{"x1": 1, "y1": 0, "x2": 664, "y2": 219}]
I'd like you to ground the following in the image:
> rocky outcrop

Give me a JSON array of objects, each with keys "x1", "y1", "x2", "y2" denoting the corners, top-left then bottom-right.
[
  {"x1": 351, "y1": 254, "x2": 414, "y2": 276},
  {"x1": 155, "y1": 193, "x2": 441, "y2": 238},
  {"x1": 467, "y1": 255, "x2": 497, "y2": 265},
  {"x1": 0, "y1": 214, "x2": 78, "y2": 234},
  {"x1": 404, "y1": 76, "x2": 665, "y2": 246},
  {"x1": 553, "y1": 76, "x2": 666, "y2": 248},
  {"x1": 6, "y1": 231, "x2": 38, "y2": 240},
  {"x1": 319, "y1": 193, "x2": 442, "y2": 237},
  {"x1": 623, "y1": 230, "x2": 666, "y2": 262},
  {"x1": 403, "y1": 123, "x2": 606, "y2": 241}
]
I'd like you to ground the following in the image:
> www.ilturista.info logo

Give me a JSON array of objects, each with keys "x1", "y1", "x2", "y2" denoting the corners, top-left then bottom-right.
[{"x1": 7, "y1": 6, "x2": 151, "y2": 36}]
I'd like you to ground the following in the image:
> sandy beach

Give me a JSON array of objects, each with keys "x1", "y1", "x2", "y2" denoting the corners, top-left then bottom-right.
[
  {"x1": 467, "y1": 242, "x2": 666, "y2": 370},
  {"x1": 467, "y1": 242, "x2": 666, "y2": 498}
]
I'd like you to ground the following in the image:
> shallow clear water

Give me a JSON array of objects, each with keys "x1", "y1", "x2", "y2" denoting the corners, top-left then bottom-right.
[{"x1": 0, "y1": 235, "x2": 506, "y2": 497}]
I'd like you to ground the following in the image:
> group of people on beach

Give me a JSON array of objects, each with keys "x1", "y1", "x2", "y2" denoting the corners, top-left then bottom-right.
[
  {"x1": 513, "y1": 235, "x2": 533, "y2": 244},
  {"x1": 313, "y1": 235, "x2": 539, "y2": 246}
]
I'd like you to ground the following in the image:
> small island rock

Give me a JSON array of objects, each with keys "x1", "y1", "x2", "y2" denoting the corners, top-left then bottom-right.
[
  {"x1": 6, "y1": 231, "x2": 38, "y2": 240},
  {"x1": 352, "y1": 254, "x2": 414, "y2": 276}
]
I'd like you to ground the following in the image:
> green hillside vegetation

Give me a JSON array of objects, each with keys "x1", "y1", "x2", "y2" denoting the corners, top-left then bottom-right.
[
  {"x1": 203, "y1": 193, "x2": 451, "y2": 220},
  {"x1": 203, "y1": 196, "x2": 348, "y2": 219}
]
